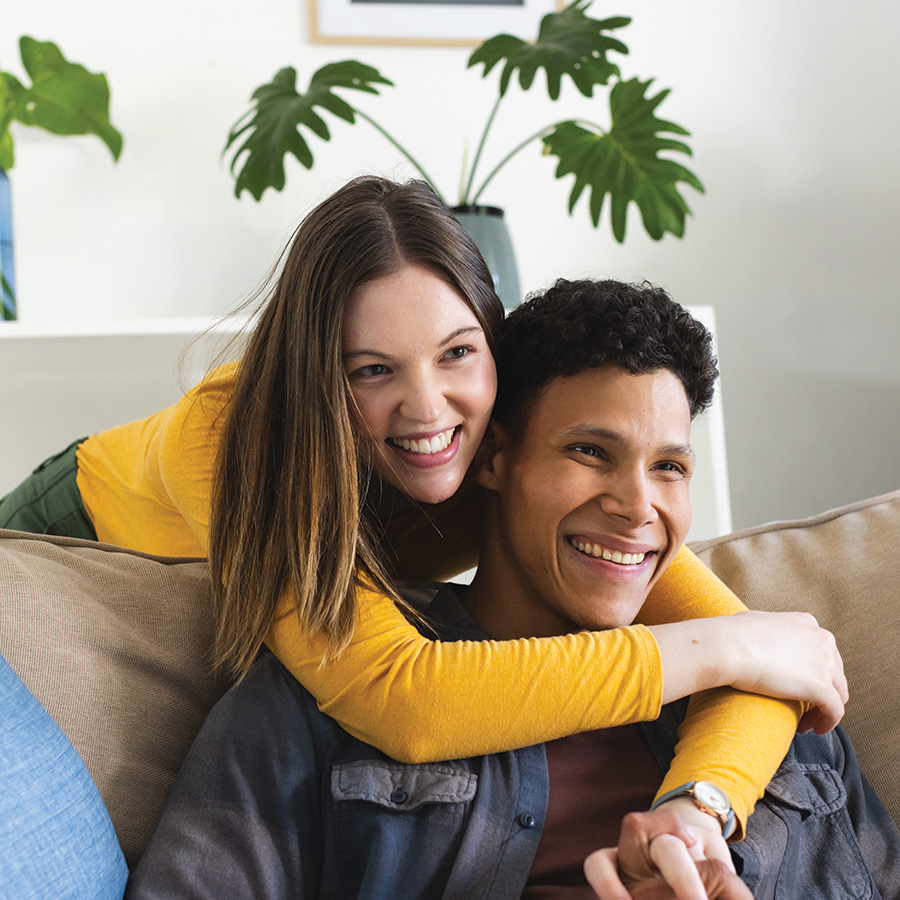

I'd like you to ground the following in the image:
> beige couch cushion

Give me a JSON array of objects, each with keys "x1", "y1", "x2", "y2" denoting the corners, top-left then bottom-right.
[
  {"x1": 0, "y1": 530, "x2": 229, "y2": 868},
  {"x1": 1, "y1": 489, "x2": 897, "y2": 867},
  {"x1": 691, "y1": 487, "x2": 900, "y2": 827}
]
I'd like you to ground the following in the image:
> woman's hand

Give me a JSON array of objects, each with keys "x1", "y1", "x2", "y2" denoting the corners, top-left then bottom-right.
[
  {"x1": 583, "y1": 802, "x2": 750, "y2": 900},
  {"x1": 650, "y1": 610, "x2": 848, "y2": 732},
  {"x1": 720, "y1": 610, "x2": 847, "y2": 733}
]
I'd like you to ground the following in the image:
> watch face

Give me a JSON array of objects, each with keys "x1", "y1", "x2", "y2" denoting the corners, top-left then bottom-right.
[{"x1": 693, "y1": 781, "x2": 730, "y2": 813}]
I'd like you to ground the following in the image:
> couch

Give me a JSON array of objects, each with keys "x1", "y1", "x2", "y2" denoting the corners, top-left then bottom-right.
[{"x1": 1, "y1": 488, "x2": 899, "y2": 888}]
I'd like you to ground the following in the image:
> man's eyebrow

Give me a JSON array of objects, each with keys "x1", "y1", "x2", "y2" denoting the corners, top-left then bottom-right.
[
  {"x1": 343, "y1": 326, "x2": 483, "y2": 361},
  {"x1": 561, "y1": 424, "x2": 695, "y2": 459}
]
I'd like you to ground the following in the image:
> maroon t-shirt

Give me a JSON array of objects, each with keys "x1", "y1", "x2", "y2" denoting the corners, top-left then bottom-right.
[{"x1": 522, "y1": 725, "x2": 661, "y2": 897}]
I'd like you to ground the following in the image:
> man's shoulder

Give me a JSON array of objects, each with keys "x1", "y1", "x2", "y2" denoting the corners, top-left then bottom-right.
[{"x1": 397, "y1": 580, "x2": 487, "y2": 641}]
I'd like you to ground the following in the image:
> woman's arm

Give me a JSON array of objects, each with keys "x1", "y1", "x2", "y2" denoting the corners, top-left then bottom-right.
[
  {"x1": 265, "y1": 574, "x2": 844, "y2": 765},
  {"x1": 265, "y1": 589, "x2": 664, "y2": 760}
]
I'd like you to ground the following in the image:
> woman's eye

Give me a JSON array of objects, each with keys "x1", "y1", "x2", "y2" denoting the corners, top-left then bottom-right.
[
  {"x1": 444, "y1": 345, "x2": 471, "y2": 360},
  {"x1": 351, "y1": 363, "x2": 388, "y2": 379},
  {"x1": 572, "y1": 445, "x2": 600, "y2": 458}
]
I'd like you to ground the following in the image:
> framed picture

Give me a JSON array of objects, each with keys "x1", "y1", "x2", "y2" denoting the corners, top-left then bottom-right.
[{"x1": 309, "y1": 0, "x2": 561, "y2": 47}]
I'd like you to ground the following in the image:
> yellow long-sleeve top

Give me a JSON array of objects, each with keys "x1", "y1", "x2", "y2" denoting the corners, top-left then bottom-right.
[{"x1": 77, "y1": 362, "x2": 799, "y2": 836}]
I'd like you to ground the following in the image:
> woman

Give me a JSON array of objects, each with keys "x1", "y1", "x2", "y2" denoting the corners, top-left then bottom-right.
[{"x1": 0, "y1": 176, "x2": 845, "y2": 841}]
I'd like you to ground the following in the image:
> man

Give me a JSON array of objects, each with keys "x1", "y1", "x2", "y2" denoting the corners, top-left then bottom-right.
[{"x1": 127, "y1": 280, "x2": 898, "y2": 900}]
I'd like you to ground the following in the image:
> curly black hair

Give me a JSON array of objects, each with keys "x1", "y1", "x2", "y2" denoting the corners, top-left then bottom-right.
[{"x1": 493, "y1": 278, "x2": 719, "y2": 433}]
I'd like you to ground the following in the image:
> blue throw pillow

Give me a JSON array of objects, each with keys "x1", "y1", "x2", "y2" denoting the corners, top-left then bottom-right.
[{"x1": 0, "y1": 651, "x2": 128, "y2": 898}]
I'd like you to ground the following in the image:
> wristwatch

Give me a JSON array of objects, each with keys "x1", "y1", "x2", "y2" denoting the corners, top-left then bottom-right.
[{"x1": 651, "y1": 781, "x2": 736, "y2": 839}]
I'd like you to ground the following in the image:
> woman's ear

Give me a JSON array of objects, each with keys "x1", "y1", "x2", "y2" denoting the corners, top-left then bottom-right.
[{"x1": 474, "y1": 420, "x2": 510, "y2": 492}]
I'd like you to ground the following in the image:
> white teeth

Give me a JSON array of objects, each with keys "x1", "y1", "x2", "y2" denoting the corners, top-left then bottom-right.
[
  {"x1": 572, "y1": 540, "x2": 645, "y2": 565},
  {"x1": 391, "y1": 428, "x2": 455, "y2": 455}
]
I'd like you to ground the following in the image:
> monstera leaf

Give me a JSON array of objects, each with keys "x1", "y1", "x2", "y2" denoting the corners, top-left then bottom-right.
[
  {"x1": 225, "y1": 62, "x2": 393, "y2": 200},
  {"x1": 0, "y1": 37, "x2": 122, "y2": 170},
  {"x1": 542, "y1": 78, "x2": 704, "y2": 241},
  {"x1": 468, "y1": 0, "x2": 629, "y2": 99}
]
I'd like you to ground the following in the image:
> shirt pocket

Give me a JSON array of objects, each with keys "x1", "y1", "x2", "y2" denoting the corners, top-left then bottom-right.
[
  {"x1": 331, "y1": 760, "x2": 477, "y2": 811},
  {"x1": 326, "y1": 760, "x2": 478, "y2": 898},
  {"x1": 738, "y1": 762, "x2": 875, "y2": 900}
]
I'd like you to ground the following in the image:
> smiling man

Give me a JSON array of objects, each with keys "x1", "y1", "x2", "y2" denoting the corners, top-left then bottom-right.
[
  {"x1": 465, "y1": 364, "x2": 694, "y2": 641},
  {"x1": 127, "y1": 279, "x2": 897, "y2": 900}
]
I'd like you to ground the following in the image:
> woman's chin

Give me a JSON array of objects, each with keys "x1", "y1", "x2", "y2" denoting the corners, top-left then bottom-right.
[{"x1": 395, "y1": 470, "x2": 466, "y2": 506}]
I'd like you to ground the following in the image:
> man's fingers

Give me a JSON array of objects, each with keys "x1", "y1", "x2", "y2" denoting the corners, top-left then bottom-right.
[{"x1": 630, "y1": 860, "x2": 752, "y2": 900}]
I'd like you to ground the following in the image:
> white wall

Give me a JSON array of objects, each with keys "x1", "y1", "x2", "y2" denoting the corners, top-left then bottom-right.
[{"x1": 5, "y1": 0, "x2": 900, "y2": 528}]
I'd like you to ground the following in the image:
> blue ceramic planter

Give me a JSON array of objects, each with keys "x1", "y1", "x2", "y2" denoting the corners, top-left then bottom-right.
[
  {"x1": 453, "y1": 205, "x2": 521, "y2": 311},
  {"x1": 0, "y1": 169, "x2": 15, "y2": 321}
]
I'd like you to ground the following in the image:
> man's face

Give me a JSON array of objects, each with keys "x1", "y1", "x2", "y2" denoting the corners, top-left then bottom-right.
[{"x1": 474, "y1": 367, "x2": 694, "y2": 638}]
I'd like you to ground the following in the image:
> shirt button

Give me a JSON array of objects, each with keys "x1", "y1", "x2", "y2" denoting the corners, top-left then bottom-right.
[
  {"x1": 390, "y1": 789, "x2": 408, "y2": 805},
  {"x1": 518, "y1": 812, "x2": 536, "y2": 828}
]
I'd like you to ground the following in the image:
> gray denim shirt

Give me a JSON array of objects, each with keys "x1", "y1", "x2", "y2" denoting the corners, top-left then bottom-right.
[{"x1": 127, "y1": 583, "x2": 900, "y2": 900}]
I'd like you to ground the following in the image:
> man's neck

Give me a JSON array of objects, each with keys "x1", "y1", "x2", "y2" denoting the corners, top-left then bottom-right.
[{"x1": 460, "y1": 538, "x2": 571, "y2": 640}]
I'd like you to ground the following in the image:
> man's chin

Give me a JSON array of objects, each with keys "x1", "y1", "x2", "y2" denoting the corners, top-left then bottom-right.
[{"x1": 579, "y1": 598, "x2": 648, "y2": 631}]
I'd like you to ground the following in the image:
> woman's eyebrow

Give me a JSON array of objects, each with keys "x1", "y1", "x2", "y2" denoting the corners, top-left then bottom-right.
[
  {"x1": 438, "y1": 326, "x2": 483, "y2": 348},
  {"x1": 344, "y1": 325, "x2": 484, "y2": 362},
  {"x1": 343, "y1": 348, "x2": 391, "y2": 362}
]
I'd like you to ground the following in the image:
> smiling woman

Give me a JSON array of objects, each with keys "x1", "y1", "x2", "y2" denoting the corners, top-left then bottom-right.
[{"x1": 342, "y1": 264, "x2": 497, "y2": 505}]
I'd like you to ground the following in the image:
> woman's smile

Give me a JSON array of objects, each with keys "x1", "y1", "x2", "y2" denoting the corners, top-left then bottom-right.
[{"x1": 388, "y1": 426, "x2": 460, "y2": 466}]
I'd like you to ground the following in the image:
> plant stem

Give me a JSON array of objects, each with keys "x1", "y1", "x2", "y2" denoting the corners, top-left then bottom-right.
[
  {"x1": 470, "y1": 125, "x2": 553, "y2": 206},
  {"x1": 470, "y1": 119, "x2": 607, "y2": 205},
  {"x1": 462, "y1": 96, "x2": 502, "y2": 205},
  {"x1": 355, "y1": 110, "x2": 445, "y2": 204}
]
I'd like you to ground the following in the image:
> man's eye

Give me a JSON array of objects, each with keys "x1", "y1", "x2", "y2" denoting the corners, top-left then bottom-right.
[{"x1": 572, "y1": 445, "x2": 600, "y2": 457}]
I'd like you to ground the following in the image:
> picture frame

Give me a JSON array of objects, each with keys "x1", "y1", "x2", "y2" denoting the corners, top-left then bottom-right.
[{"x1": 309, "y1": 0, "x2": 561, "y2": 47}]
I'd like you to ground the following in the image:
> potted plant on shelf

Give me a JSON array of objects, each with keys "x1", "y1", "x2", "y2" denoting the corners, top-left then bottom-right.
[
  {"x1": 0, "y1": 37, "x2": 123, "y2": 320},
  {"x1": 223, "y1": 0, "x2": 703, "y2": 306}
]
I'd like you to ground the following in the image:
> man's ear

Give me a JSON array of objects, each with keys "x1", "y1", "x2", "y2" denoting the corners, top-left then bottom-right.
[{"x1": 474, "y1": 419, "x2": 510, "y2": 492}]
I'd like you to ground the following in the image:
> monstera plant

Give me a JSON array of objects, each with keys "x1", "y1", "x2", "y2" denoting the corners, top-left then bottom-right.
[
  {"x1": 224, "y1": 0, "x2": 703, "y2": 245},
  {"x1": 0, "y1": 37, "x2": 122, "y2": 319}
]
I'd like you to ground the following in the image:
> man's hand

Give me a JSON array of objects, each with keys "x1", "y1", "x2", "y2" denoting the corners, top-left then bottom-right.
[
  {"x1": 628, "y1": 860, "x2": 752, "y2": 900},
  {"x1": 583, "y1": 802, "x2": 745, "y2": 900}
]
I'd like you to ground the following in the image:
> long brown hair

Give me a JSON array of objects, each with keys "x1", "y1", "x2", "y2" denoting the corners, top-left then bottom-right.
[{"x1": 210, "y1": 176, "x2": 503, "y2": 678}]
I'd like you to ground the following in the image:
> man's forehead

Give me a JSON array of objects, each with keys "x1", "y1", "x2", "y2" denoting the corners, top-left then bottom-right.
[{"x1": 521, "y1": 367, "x2": 692, "y2": 446}]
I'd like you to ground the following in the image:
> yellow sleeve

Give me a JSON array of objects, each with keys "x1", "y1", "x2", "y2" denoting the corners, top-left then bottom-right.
[
  {"x1": 266, "y1": 585, "x2": 664, "y2": 761},
  {"x1": 640, "y1": 545, "x2": 802, "y2": 838},
  {"x1": 76, "y1": 362, "x2": 237, "y2": 557}
]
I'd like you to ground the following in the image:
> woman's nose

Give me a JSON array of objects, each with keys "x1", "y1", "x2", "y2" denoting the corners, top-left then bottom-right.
[{"x1": 399, "y1": 373, "x2": 446, "y2": 425}]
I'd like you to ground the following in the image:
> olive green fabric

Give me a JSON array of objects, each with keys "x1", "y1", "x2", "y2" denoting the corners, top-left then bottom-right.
[{"x1": 0, "y1": 440, "x2": 97, "y2": 540}]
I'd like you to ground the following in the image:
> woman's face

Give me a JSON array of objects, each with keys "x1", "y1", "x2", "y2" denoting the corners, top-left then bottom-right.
[{"x1": 343, "y1": 264, "x2": 498, "y2": 504}]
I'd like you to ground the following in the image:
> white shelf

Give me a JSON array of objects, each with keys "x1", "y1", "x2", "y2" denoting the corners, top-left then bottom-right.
[{"x1": 0, "y1": 315, "x2": 249, "y2": 338}]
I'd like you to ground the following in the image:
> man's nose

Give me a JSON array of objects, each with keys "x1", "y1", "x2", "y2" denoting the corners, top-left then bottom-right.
[{"x1": 599, "y1": 472, "x2": 658, "y2": 526}]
